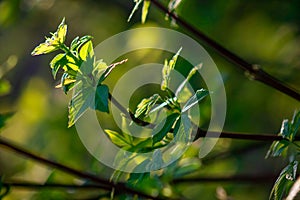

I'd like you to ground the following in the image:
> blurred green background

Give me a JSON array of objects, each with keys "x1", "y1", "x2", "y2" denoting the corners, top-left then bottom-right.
[{"x1": 0, "y1": 0, "x2": 300, "y2": 199}]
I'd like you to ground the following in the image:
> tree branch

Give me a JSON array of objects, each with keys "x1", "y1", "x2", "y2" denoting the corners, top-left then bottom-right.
[
  {"x1": 150, "y1": 0, "x2": 300, "y2": 101},
  {"x1": 0, "y1": 136, "x2": 166, "y2": 200}
]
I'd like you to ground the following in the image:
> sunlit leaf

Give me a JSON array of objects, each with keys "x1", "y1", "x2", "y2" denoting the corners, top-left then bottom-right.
[
  {"x1": 68, "y1": 82, "x2": 94, "y2": 127},
  {"x1": 135, "y1": 94, "x2": 162, "y2": 119},
  {"x1": 182, "y1": 89, "x2": 209, "y2": 113},
  {"x1": 270, "y1": 161, "x2": 298, "y2": 200},
  {"x1": 98, "y1": 59, "x2": 127, "y2": 83},
  {"x1": 31, "y1": 18, "x2": 67, "y2": 56},
  {"x1": 175, "y1": 63, "x2": 202, "y2": 103},
  {"x1": 141, "y1": 0, "x2": 151, "y2": 24},
  {"x1": 104, "y1": 130, "x2": 132, "y2": 148},
  {"x1": 70, "y1": 35, "x2": 93, "y2": 51},
  {"x1": 161, "y1": 47, "x2": 182, "y2": 91},
  {"x1": 79, "y1": 40, "x2": 94, "y2": 61},
  {"x1": 128, "y1": 0, "x2": 143, "y2": 22}
]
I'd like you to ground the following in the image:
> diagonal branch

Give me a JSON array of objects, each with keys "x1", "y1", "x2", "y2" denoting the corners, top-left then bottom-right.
[
  {"x1": 150, "y1": 0, "x2": 300, "y2": 101},
  {"x1": 0, "y1": 136, "x2": 166, "y2": 200}
]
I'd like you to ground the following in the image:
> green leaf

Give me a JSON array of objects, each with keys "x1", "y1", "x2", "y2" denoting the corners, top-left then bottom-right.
[
  {"x1": 149, "y1": 149, "x2": 164, "y2": 170},
  {"x1": 266, "y1": 140, "x2": 290, "y2": 158},
  {"x1": 291, "y1": 110, "x2": 300, "y2": 140},
  {"x1": 141, "y1": 0, "x2": 151, "y2": 24},
  {"x1": 152, "y1": 113, "x2": 179, "y2": 145},
  {"x1": 161, "y1": 47, "x2": 182, "y2": 91},
  {"x1": 128, "y1": 0, "x2": 143, "y2": 22},
  {"x1": 94, "y1": 84, "x2": 109, "y2": 113},
  {"x1": 31, "y1": 18, "x2": 67, "y2": 56},
  {"x1": 50, "y1": 53, "x2": 65, "y2": 79},
  {"x1": 135, "y1": 94, "x2": 162, "y2": 119},
  {"x1": 280, "y1": 119, "x2": 290, "y2": 139},
  {"x1": 182, "y1": 89, "x2": 209, "y2": 113},
  {"x1": 98, "y1": 59, "x2": 127, "y2": 83},
  {"x1": 174, "y1": 113, "x2": 192, "y2": 143},
  {"x1": 79, "y1": 40, "x2": 94, "y2": 61},
  {"x1": 270, "y1": 161, "x2": 298, "y2": 200},
  {"x1": 104, "y1": 130, "x2": 132, "y2": 148},
  {"x1": 70, "y1": 35, "x2": 93, "y2": 51},
  {"x1": 68, "y1": 82, "x2": 94, "y2": 127},
  {"x1": 175, "y1": 63, "x2": 202, "y2": 103}
]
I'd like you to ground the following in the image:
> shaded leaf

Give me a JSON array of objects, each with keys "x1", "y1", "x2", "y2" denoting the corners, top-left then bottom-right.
[
  {"x1": 152, "y1": 113, "x2": 179, "y2": 144},
  {"x1": 265, "y1": 140, "x2": 290, "y2": 158},
  {"x1": 182, "y1": 89, "x2": 209, "y2": 113},
  {"x1": 291, "y1": 110, "x2": 300, "y2": 140},
  {"x1": 94, "y1": 84, "x2": 109, "y2": 113}
]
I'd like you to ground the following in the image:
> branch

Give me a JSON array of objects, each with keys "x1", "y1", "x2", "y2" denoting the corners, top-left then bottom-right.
[
  {"x1": 0, "y1": 136, "x2": 166, "y2": 200},
  {"x1": 109, "y1": 92, "x2": 300, "y2": 141},
  {"x1": 150, "y1": 0, "x2": 300, "y2": 101}
]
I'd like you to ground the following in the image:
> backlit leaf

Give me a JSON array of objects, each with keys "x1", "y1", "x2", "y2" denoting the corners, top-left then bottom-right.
[
  {"x1": 141, "y1": 0, "x2": 151, "y2": 24},
  {"x1": 79, "y1": 40, "x2": 94, "y2": 61},
  {"x1": 135, "y1": 94, "x2": 162, "y2": 119},
  {"x1": 104, "y1": 130, "x2": 132, "y2": 148},
  {"x1": 182, "y1": 89, "x2": 209, "y2": 113},
  {"x1": 128, "y1": 0, "x2": 143, "y2": 22},
  {"x1": 161, "y1": 47, "x2": 182, "y2": 91}
]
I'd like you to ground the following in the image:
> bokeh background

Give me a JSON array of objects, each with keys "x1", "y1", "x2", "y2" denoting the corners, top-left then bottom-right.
[{"x1": 0, "y1": 0, "x2": 300, "y2": 199}]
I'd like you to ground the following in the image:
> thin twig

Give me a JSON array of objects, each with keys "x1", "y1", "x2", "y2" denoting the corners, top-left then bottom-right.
[
  {"x1": 150, "y1": 0, "x2": 300, "y2": 101},
  {"x1": 0, "y1": 136, "x2": 166, "y2": 200},
  {"x1": 108, "y1": 93, "x2": 300, "y2": 141}
]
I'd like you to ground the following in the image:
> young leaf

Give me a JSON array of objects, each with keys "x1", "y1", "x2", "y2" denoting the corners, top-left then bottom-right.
[
  {"x1": 94, "y1": 84, "x2": 109, "y2": 113},
  {"x1": 265, "y1": 140, "x2": 290, "y2": 158},
  {"x1": 50, "y1": 54, "x2": 79, "y2": 79},
  {"x1": 31, "y1": 18, "x2": 67, "y2": 56},
  {"x1": 104, "y1": 130, "x2": 132, "y2": 148},
  {"x1": 175, "y1": 63, "x2": 202, "y2": 102},
  {"x1": 182, "y1": 88, "x2": 209, "y2": 113},
  {"x1": 135, "y1": 94, "x2": 162, "y2": 119},
  {"x1": 70, "y1": 35, "x2": 93, "y2": 51},
  {"x1": 152, "y1": 113, "x2": 179, "y2": 145},
  {"x1": 141, "y1": 0, "x2": 151, "y2": 24},
  {"x1": 161, "y1": 47, "x2": 182, "y2": 91},
  {"x1": 128, "y1": 0, "x2": 143, "y2": 22},
  {"x1": 270, "y1": 161, "x2": 298, "y2": 200},
  {"x1": 79, "y1": 40, "x2": 94, "y2": 61},
  {"x1": 98, "y1": 59, "x2": 128, "y2": 83}
]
